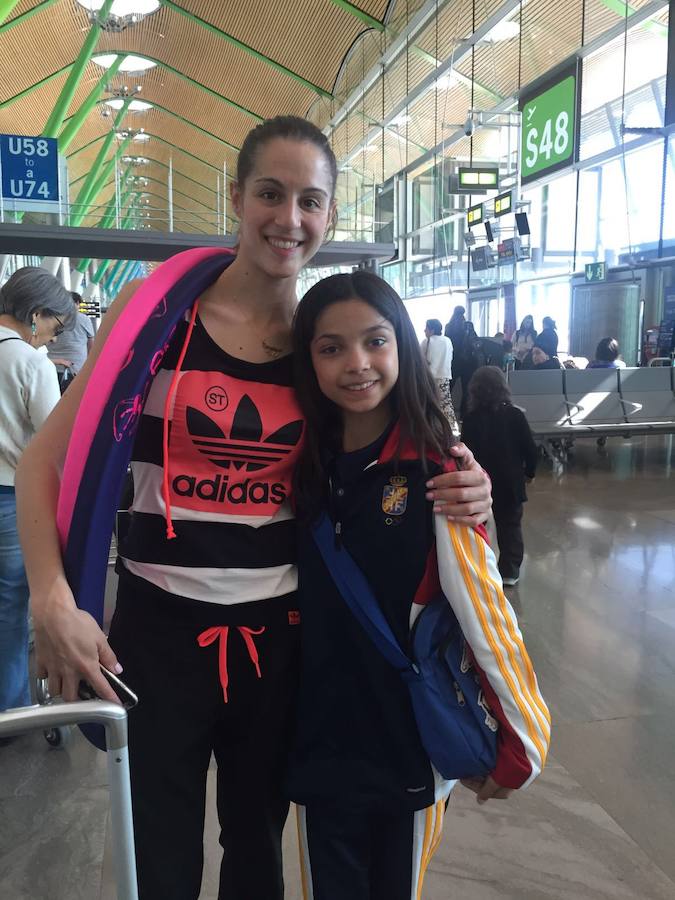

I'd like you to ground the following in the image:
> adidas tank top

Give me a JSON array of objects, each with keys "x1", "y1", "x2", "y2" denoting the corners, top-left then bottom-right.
[{"x1": 119, "y1": 314, "x2": 304, "y2": 605}]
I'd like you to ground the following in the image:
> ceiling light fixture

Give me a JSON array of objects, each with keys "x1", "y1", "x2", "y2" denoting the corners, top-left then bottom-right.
[
  {"x1": 76, "y1": 0, "x2": 160, "y2": 31},
  {"x1": 93, "y1": 54, "x2": 157, "y2": 73},
  {"x1": 105, "y1": 98, "x2": 153, "y2": 112},
  {"x1": 480, "y1": 20, "x2": 520, "y2": 43}
]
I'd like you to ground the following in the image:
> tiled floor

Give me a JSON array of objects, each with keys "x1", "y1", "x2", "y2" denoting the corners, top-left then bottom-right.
[{"x1": 2, "y1": 434, "x2": 675, "y2": 899}]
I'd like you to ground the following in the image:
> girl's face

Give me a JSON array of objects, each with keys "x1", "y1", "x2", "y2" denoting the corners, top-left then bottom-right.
[
  {"x1": 523, "y1": 316, "x2": 533, "y2": 329},
  {"x1": 231, "y1": 137, "x2": 335, "y2": 281},
  {"x1": 310, "y1": 298, "x2": 399, "y2": 421}
]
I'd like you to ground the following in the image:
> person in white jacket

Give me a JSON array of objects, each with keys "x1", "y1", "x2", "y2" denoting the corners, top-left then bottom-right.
[
  {"x1": 420, "y1": 318, "x2": 457, "y2": 432},
  {"x1": 0, "y1": 267, "x2": 74, "y2": 713}
]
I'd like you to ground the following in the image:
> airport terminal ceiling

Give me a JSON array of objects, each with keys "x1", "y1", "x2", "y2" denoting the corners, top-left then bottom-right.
[{"x1": 1, "y1": 0, "x2": 670, "y2": 242}]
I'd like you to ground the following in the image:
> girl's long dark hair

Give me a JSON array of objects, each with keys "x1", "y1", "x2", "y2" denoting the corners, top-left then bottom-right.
[
  {"x1": 292, "y1": 272, "x2": 456, "y2": 519},
  {"x1": 467, "y1": 365, "x2": 512, "y2": 413}
]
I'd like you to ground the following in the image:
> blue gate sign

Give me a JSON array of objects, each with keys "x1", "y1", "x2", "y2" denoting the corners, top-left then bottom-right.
[{"x1": 0, "y1": 134, "x2": 60, "y2": 207}]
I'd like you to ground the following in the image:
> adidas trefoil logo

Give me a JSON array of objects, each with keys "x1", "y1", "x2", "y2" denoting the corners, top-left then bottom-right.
[{"x1": 186, "y1": 394, "x2": 302, "y2": 471}]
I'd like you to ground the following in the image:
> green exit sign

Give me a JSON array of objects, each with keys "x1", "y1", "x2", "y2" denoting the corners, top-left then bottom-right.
[
  {"x1": 585, "y1": 262, "x2": 607, "y2": 283},
  {"x1": 520, "y1": 60, "x2": 581, "y2": 184}
]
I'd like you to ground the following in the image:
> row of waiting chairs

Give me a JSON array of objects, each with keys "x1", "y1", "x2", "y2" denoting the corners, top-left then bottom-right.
[{"x1": 507, "y1": 367, "x2": 675, "y2": 439}]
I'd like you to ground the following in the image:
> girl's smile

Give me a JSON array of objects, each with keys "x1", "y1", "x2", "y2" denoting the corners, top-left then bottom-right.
[{"x1": 310, "y1": 298, "x2": 399, "y2": 447}]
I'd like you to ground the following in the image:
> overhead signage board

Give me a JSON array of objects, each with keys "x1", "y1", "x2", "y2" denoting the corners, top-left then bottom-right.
[
  {"x1": 519, "y1": 60, "x2": 581, "y2": 185},
  {"x1": 585, "y1": 261, "x2": 606, "y2": 283},
  {"x1": 0, "y1": 134, "x2": 60, "y2": 213},
  {"x1": 467, "y1": 203, "x2": 484, "y2": 228},
  {"x1": 494, "y1": 191, "x2": 512, "y2": 217},
  {"x1": 471, "y1": 245, "x2": 496, "y2": 271},
  {"x1": 457, "y1": 166, "x2": 499, "y2": 194}
]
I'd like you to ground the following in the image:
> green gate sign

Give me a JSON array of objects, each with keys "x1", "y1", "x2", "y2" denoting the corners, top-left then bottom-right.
[{"x1": 519, "y1": 61, "x2": 581, "y2": 184}]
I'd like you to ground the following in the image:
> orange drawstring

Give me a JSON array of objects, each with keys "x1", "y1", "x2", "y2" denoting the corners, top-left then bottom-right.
[
  {"x1": 162, "y1": 299, "x2": 200, "y2": 539},
  {"x1": 197, "y1": 625, "x2": 266, "y2": 703}
]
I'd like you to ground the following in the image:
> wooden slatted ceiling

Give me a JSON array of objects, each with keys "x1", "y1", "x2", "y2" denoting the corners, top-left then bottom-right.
[
  {"x1": 96, "y1": 14, "x2": 316, "y2": 121},
  {"x1": 66, "y1": 104, "x2": 238, "y2": 176},
  {"x1": 180, "y1": 0, "x2": 381, "y2": 92},
  {"x1": 0, "y1": 1, "x2": 87, "y2": 102}
]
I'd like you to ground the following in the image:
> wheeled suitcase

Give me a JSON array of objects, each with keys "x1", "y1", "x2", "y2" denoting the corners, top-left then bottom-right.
[{"x1": 0, "y1": 694, "x2": 138, "y2": 900}]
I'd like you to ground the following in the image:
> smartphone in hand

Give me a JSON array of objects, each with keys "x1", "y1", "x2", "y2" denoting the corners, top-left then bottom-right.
[{"x1": 78, "y1": 664, "x2": 138, "y2": 709}]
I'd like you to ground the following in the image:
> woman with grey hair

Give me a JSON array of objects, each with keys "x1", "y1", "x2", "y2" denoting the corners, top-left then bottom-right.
[{"x1": 0, "y1": 266, "x2": 74, "y2": 714}]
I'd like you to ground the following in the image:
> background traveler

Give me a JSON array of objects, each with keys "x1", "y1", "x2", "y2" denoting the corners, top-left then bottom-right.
[
  {"x1": 420, "y1": 318, "x2": 457, "y2": 431},
  {"x1": 0, "y1": 267, "x2": 74, "y2": 712},
  {"x1": 462, "y1": 366, "x2": 538, "y2": 586},
  {"x1": 48, "y1": 291, "x2": 95, "y2": 392},
  {"x1": 588, "y1": 337, "x2": 626, "y2": 368},
  {"x1": 539, "y1": 316, "x2": 558, "y2": 355},
  {"x1": 512, "y1": 315, "x2": 537, "y2": 368}
]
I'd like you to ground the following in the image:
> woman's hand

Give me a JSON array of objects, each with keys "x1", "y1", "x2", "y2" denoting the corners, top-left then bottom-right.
[
  {"x1": 460, "y1": 775, "x2": 513, "y2": 804},
  {"x1": 33, "y1": 583, "x2": 122, "y2": 704},
  {"x1": 426, "y1": 443, "x2": 492, "y2": 525}
]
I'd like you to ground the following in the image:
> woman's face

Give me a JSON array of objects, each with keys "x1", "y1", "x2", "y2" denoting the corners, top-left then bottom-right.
[
  {"x1": 231, "y1": 137, "x2": 335, "y2": 282},
  {"x1": 31, "y1": 311, "x2": 64, "y2": 348},
  {"x1": 523, "y1": 316, "x2": 533, "y2": 330}
]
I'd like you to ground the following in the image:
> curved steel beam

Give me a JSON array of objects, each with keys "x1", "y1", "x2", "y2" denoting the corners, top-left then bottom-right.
[
  {"x1": 0, "y1": 0, "x2": 20, "y2": 26},
  {"x1": 70, "y1": 97, "x2": 134, "y2": 222},
  {"x1": 43, "y1": 0, "x2": 115, "y2": 137},
  {"x1": 67, "y1": 131, "x2": 230, "y2": 178},
  {"x1": 0, "y1": 65, "x2": 73, "y2": 109},
  {"x1": 58, "y1": 55, "x2": 124, "y2": 151},
  {"x1": 330, "y1": 0, "x2": 384, "y2": 30},
  {"x1": 0, "y1": 0, "x2": 59, "y2": 34},
  {"x1": 61, "y1": 97, "x2": 240, "y2": 153}
]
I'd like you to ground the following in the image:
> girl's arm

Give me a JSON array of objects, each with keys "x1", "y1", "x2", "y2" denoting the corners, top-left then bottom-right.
[
  {"x1": 433, "y1": 516, "x2": 550, "y2": 790},
  {"x1": 425, "y1": 443, "x2": 492, "y2": 525},
  {"x1": 16, "y1": 280, "x2": 145, "y2": 704}
]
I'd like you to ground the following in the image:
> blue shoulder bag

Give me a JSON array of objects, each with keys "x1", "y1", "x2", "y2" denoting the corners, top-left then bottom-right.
[{"x1": 311, "y1": 513, "x2": 498, "y2": 780}]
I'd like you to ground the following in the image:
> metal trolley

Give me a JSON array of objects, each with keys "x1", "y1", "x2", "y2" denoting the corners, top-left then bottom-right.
[{"x1": 0, "y1": 693, "x2": 139, "y2": 900}]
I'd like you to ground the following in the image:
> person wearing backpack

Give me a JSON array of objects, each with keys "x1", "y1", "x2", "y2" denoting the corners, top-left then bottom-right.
[{"x1": 287, "y1": 272, "x2": 550, "y2": 899}]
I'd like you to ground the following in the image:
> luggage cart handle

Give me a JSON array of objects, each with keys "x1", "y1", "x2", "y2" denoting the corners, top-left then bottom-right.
[
  {"x1": 0, "y1": 699, "x2": 138, "y2": 900},
  {"x1": 0, "y1": 699, "x2": 128, "y2": 749}
]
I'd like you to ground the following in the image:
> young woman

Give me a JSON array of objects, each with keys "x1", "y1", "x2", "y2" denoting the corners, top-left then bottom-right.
[
  {"x1": 15, "y1": 117, "x2": 492, "y2": 900},
  {"x1": 512, "y1": 315, "x2": 537, "y2": 368},
  {"x1": 0, "y1": 267, "x2": 75, "y2": 713},
  {"x1": 288, "y1": 272, "x2": 549, "y2": 899},
  {"x1": 462, "y1": 366, "x2": 538, "y2": 586}
]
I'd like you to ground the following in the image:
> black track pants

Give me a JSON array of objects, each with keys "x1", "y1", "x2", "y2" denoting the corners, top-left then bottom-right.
[
  {"x1": 108, "y1": 571, "x2": 301, "y2": 900},
  {"x1": 492, "y1": 500, "x2": 524, "y2": 580},
  {"x1": 296, "y1": 799, "x2": 447, "y2": 900}
]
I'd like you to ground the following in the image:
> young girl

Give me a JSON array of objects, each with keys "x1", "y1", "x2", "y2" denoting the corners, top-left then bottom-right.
[
  {"x1": 288, "y1": 273, "x2": 550, "y2": 899},
  {"x1": 462, "y1": 366, "x2": 538, "y2": 586},
  {"x1": 17, "y1": 117, "x2": 491, "y2": 899}
]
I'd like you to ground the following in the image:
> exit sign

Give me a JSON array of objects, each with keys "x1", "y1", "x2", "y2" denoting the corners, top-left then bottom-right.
[{"x1": 585, "y1": 262, "x2": 607, "y2": 283}]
